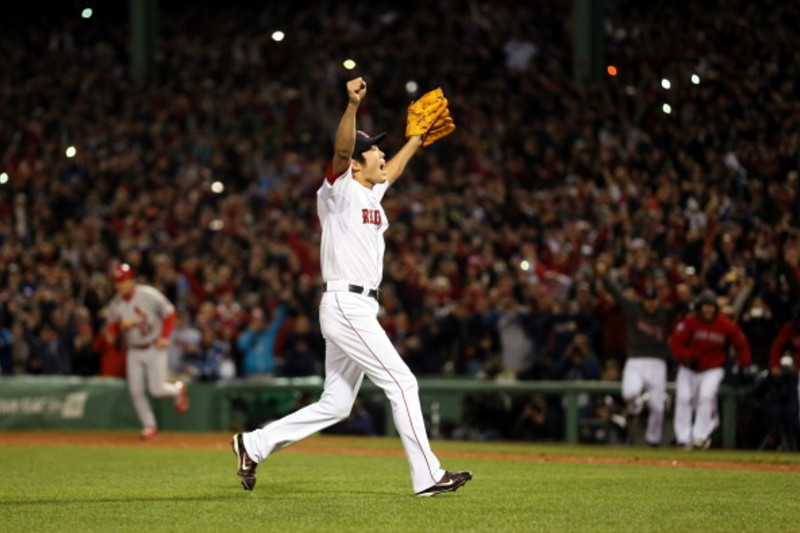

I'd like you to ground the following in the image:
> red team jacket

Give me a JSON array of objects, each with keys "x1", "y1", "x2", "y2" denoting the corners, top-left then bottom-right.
[
  {"x1": 769, "y1": 323, "x2": 800, "y2": 370},
  {"x1": 670, "y1": 313, "x2": 752, "y2": 371}
]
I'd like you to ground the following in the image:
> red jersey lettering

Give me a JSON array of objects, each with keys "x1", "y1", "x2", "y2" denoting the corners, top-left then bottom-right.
[{"x1": 362, "y1": 209, "x2": 381, "y2": 226}]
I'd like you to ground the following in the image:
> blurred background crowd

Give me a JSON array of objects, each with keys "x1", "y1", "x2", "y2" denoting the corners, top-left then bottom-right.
[{"x1": 1, "y1": 1, "x2": 799, "y2": 445}]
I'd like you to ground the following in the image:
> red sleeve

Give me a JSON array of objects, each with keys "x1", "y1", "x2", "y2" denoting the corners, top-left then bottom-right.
[
  {"x1": 107, "y1": 323, "x2": 120, "y2": 337},
  {"x1": 727, "y1": 319, "x2": 751, "y2": 367},
  {"x1": 324, "y1": 161, "x2": 348, "y2": 185},
  {"x1": 769, "y1": 324, "x2": 792, "y2": 368},
  {"x1": 669, "y1": 319, "x2": 693, "y2": 362},
  {"x1": 160, "y1": 311, "x2": 176, "y2": 339}
]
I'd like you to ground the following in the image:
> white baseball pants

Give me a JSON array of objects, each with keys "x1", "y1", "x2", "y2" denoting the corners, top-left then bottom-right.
[
  {"x1": 243, "y1": 291, "x2": 444, "y2": 493},
  {"x1": 622, "y1": 357, "x2": 667, "y2": 445},
  {"x1": 673, "y1": 366, "x2": 724, "y2": 445},
  {"x1": 126, "y1": 346, "x2": 181, "y2": 430}
]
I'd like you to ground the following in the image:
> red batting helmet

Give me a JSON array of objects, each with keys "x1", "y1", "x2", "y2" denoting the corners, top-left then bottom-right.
[{"x1": 112, "y1": 263, "x2": 135, "y2": 282}]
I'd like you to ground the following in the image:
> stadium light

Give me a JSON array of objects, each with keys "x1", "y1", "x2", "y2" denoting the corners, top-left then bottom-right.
[
  {"x1": 691, "y1": 74, "x2": 700, "y2": 85},
  {"x1": 661, "y1": 78, "x2": 671, "y2": 90},
  {"x1": 606, "y1": 65, "x2": 618, "y2": 76},
  {"x1": 66, "y1": 146, "x2": 77, "y2": 158},
  {"x1": 343, "y1": 59, "x2": 356, "y2": 70},
  {"x1": 405, "y1": 80, "x2": 418, "y2": 94},
  {"x1": 662, "y1": 103, "x2": 672, "y2": 114},
  {"x1": 271, "y1": 31, "x2": 285, "y2": 42},
  {"x1": 0, "y1": 172, "x2": 8, "y2": 185},
  {"x1": 211, "y1": 181, "x2": 224, "y2": 194},
  {"x1": 82, "y1": 8, "x2": 93, "y2": 19}
]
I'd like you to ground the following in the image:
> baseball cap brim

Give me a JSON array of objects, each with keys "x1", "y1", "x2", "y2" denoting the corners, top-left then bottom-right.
[{"x1": 354, "y1": 131, "x2": 386, "y2": 156}]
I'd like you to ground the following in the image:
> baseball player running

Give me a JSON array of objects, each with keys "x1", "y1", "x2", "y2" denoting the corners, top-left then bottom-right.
[
  {"x1": 669, "y1": 290, "x2": 751, "y2": 449},
  {"x1": 232, "y1": 77, "x2": 471, "y2": 497},
  {"x1": 106, "y1": 263, "x2": 189, "y2": 439},
  {"x1": 596, "y1": 261, "x2": 678, "y2": 446}
]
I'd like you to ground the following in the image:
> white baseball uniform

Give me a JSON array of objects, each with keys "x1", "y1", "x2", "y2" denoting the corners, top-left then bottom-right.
[
  {"x1": 107, "y1": 284, "x2": 179, "y2": 431},
  {"x1": 673, "y1": 365, "x2": 725, "y2": 446},
  {"x1": 243, "y1": 164, "x2": 445, "y2": 493},
  {"x1": 669, "y1": 312, "x2": 751, "y2": 447},
  {"x1": 622, "y1": 357, "x2": 667, "y2": 444}
]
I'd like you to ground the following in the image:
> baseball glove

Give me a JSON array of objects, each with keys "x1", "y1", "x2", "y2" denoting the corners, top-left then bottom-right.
[
  {"x1": 406, "y1": 88, "x2": 448, "y2": 138},
  {"x1": 422, "y1": 107, "x2": 455, "y2": 147}
]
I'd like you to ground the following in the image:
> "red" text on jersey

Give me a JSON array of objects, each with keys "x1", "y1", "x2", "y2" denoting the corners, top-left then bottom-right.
[{"x1": 362, "y1": 209, "x2": 382, "y2": 226}]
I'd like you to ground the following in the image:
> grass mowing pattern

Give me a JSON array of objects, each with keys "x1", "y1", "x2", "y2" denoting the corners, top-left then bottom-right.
[{"x1": 1, "y1": 437, "x2": 799, "y2": 532}]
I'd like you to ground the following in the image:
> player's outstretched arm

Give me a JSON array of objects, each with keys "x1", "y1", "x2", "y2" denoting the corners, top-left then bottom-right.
[
  {"x1": 385, "y1": 86, "x2": 449, "y2": 185},
  {"x1": 384, "y1": 135, "x2": 423, "y2": 185},
  {"x1": 331, "y1": 77, "x2": 366, "y2": 176}
]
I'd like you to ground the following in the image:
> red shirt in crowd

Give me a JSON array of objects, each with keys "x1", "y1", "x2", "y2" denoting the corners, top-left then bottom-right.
[
  {"x1": 93, "y1": 332, "x2": 126, "y2": 378},
  {"x1": 670, "y1": 313, "x2": 751, "y2": 371},
  {"x1": 769, "y1": 322, "x2": 800, "y2": 370}
]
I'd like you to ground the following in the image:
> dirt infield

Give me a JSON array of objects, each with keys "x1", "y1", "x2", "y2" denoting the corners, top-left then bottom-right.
[{"x1": 2, "y1": 431, "x2": 799, "y2": 473}]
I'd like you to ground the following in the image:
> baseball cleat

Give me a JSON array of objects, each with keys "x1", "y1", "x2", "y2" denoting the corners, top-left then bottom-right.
[
  {"x1": 231, "y1": 433, "x2": 258, "y2": 490},
  {"x1": 415, "y1": 470, "x2": 472, "y2": 497},
  {"x1": 175, "y1": 381, "x2": 190, "y2": 414},
  {"x1": 141, "y1": 427, "x2": 159, "y2": 440}
]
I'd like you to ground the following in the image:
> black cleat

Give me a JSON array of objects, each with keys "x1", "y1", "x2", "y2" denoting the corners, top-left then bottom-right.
[
  {"x1": 231, "y1": 433, "x2": 257, "y2": 490},
  {"x1": 415, "y1": 470, "x2": 473, "y2": 497}
]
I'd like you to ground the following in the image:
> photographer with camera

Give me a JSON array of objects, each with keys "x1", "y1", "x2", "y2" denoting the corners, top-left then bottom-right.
[{"x1": 760, "y1": 304, "x2": 800, "y2": 450}]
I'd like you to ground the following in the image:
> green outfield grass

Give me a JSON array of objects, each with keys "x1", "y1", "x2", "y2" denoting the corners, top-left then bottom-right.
[{"x1": 1, "y1": 434, "x2": 800, "y2": 532}]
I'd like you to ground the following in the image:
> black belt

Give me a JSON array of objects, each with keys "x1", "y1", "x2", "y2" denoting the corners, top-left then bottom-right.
[
  {"x1": 130, "y1": 342, "x2": 153, "y2": 350},
  {"x1": 323, "y1": 283, "x2": 381, "y2": 301}
]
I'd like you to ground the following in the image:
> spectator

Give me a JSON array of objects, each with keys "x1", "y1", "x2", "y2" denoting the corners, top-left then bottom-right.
[
  {"x1": 739, "y1": 295, "x2": 779, "y2": 370},
  {"x1": 169, "y1": 310, "x2": 202, "y2": 379},
  {"x1": 0, "y1": 325, "x2": 13, "y2": 375},
  {"x1": 495, "y1": 292, "x2": 535, "y2": 380},
  {"x1": 237, "y1": 303, "x2": 287, "y2": 379},
  {"x1": 540, "y1": 299, "x2": 600, "y2": 376},
  {"x1": 511, "y1": 393, "x2": 560, "y2": 441},
  {"x1": 184, "y1": 324, "x2": 232, "y2": 382},
  {"x1": 281, "y1": 313, "x2": 322, "y2": 378},
  {"x1": 92, "y1": 324, "x2": 126, "y2": 378},
  {"x1": 552, "y1": 334, "x2": 600, "y2": 382},
  {"x1": 70, "y1": 306, "x2": 97, "y2": 377},
  {"x1": 24, "y1": 320, "x2": 72, "y2": 375}
]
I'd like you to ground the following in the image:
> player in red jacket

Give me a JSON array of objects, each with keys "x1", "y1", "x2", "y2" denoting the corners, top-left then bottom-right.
[{"x1": 669, "y1": 290, "x2": 751, "y2": 449}]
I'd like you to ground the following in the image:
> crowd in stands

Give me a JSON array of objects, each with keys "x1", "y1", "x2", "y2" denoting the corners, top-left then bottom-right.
[{"x1": 1, "y1": 1, "x2": 799, "y2": 445}]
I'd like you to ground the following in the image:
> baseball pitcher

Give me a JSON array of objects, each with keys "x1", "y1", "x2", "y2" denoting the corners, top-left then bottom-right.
[{"x1": 232, "y1": 77, "x2": 471, "y2": 497}]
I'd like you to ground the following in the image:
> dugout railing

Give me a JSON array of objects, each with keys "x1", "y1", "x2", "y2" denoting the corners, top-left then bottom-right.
[{"x1": 0, "y1": 376, "x2": 751, "y2": 448}]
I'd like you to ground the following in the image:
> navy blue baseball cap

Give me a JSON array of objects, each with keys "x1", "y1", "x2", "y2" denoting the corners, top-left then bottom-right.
[{"x1": 354, "y1": 130, "x2": 386, "y2": 156}]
